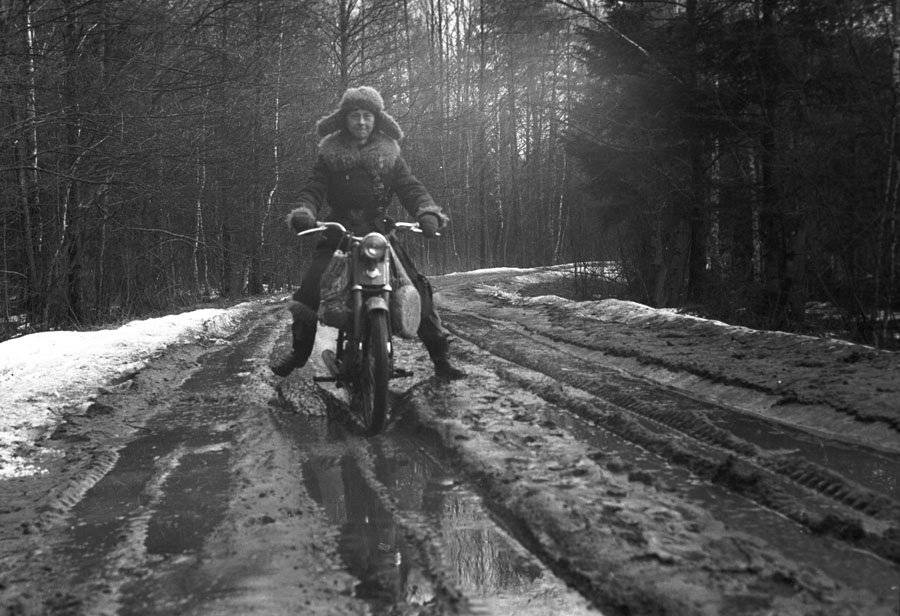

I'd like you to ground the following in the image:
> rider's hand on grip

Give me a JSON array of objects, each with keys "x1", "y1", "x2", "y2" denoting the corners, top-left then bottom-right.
[
  {"x1": 287, "y1": 206, "x2": 316, "y2": 232},
  {"x1": 417, "y1": 213, "x2": 441, "y2": 238}
]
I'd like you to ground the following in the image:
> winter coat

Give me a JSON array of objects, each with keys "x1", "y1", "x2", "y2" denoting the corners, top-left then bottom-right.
[{"x1": 296, "y1": 130, "x2": 445, "y2": 233}]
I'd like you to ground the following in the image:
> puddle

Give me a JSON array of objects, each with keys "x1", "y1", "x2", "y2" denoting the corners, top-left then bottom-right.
[
  {"x1": 180, "y1": 343, "x2": 256, "y2": 392},
  {"x1": 704, "y1": 408, "x2": 900, "y2": 499},
  {"x1": 371, "y1": 439, "x2": 595, "y2": 615},
  {"x1": 298, "y1": 419, "x2": 600, "y2": 615},
  {"x1": 144, "y1": 448, "x2": 232, "y2": 555},
  {"x1": 305, "y1": 453, "x2": 431, "y2": 609},
  {"x1": 549, "y1": 408, "x2": 900, "y2": 599}
]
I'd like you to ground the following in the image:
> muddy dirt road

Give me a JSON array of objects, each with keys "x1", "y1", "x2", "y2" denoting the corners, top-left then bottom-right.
[{"x1": 1, "y1": 270, "x2": 898, "y2": 615}]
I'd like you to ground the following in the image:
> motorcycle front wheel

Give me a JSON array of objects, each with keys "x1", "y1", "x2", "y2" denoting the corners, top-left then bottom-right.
[{"x1": 352, "y1": 310, "x2": 391, "y2": 434}]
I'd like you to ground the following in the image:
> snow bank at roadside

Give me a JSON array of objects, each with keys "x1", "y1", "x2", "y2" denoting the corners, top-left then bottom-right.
[
  {"x1": 0, "y1": 303, "x2": 255, "y2": 478},
  {"x1": 486, "y1": 269, "x2": 875, "y2": 354}
]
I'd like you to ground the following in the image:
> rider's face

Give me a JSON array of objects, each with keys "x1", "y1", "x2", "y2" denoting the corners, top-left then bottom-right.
[{"x1": 346, "y1": 109, "x2": 374, "y2": 143}]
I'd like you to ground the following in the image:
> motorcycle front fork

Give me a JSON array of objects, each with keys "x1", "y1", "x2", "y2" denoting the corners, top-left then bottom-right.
[{"x1": 335, "y1": 290, "x2": 410, "y2": 380}]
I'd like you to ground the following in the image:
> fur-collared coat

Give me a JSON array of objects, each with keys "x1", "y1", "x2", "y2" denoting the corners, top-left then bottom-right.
[{"x1": 297, "y1": 130, "x2": 445, "y2": 232}]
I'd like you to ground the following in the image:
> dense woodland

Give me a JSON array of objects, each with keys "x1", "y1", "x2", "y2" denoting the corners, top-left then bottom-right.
[{"x1": 1, "y1": 0, "x2": 899, "y2": 347}]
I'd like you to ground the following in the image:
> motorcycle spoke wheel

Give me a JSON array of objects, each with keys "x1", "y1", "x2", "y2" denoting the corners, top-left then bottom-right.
[{"x1": 352, "y1": 311, "x2": 391, "y2": 434}]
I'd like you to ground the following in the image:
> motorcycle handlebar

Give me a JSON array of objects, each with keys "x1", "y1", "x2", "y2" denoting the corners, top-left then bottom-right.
[
  {"x1": 296, "y1": 221, "x2": 346, "y2": 237},
  {"x1": 296, "y1": 220, "x2": 438, "y2": 238},
  {"x1": 393, "y1": 221, "x2": 420, "y2": 233}
]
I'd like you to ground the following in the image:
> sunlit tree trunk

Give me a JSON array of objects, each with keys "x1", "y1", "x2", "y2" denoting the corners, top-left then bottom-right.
[
  {"x1": 476, "y1": 0, "x2": 490, "y2": 267},
  {"x1": 193, "y1": 158, "x2": 208, "y2": 295},
  {"x1": 261, "y1": 5, "x2": 286, "y2": 288},
  {"x1": 20, "y1": 2, "x2": 41, "y2": 319},
  {"x1": 502, "y1": 45, "x2": 519, "y2": 264},
  {"x1": 61, "y1": 0, "x2": 88, "y2": 323}
]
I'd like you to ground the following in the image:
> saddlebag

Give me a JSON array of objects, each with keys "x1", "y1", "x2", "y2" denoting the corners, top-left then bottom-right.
[
  {"x1": 389, "y1": 246, "x2": 421, "y2": 338},
  {"x1": 318, "y1": 250, "x2": 351, "y2": 329}
]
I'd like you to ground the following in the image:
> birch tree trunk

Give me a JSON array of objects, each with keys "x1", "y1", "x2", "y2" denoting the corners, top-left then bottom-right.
[
  {"x1": 476, "y1": 0, "x2": 490, "y2": 267},
  {"x1": 256, "y1": 3, "x2": 286, "y2": 293},
  {"x1": 21, "y1": 2, "x2": 41, "y2": 319},
  {"x1": 193, "y1": 159, "x2": 208, "y2": 295}
]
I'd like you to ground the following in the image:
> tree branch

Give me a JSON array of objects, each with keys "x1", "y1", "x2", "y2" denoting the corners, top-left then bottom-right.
[{"x1": 554, "y1": 0, "x2": 651, "y2": 58}]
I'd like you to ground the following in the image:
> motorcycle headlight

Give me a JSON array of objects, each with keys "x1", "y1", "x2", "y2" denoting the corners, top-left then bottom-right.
[{"x1": 361, "y1": 233, "x2": 389, "y2": 261}]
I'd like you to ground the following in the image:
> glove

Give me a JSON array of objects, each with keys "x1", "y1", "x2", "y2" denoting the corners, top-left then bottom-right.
[
  {"x1": 287, "y1": 206, "x2": 316, "y2": 232},
  {"x1": 417, "y1": 213, "x2": 441, "y2": 238}
]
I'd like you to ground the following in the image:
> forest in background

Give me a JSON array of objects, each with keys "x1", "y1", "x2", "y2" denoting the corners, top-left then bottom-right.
[{"x1": 1, "y1": 0, "x2": 899, "y2": 348}]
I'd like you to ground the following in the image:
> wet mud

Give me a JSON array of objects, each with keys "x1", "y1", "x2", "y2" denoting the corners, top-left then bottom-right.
[
  {"x1": 438, "y1": 308, "x2": 900, "y2": 565},
  {"x1": 2, "y1": 281, "x2": 898, "y2": 616}
]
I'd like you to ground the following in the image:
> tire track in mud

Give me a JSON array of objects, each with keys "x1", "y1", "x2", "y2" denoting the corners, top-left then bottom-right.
[
  {"x1": 28, "y1": 314, "x2": 275, "y2": 615},
  {"x1": 66, "y1": 443, "x2": 232, "y2": 616},
  {"x1": 0, "y1": 338, "x2": 221, "y2": 613},
  {"x1": 441, "y1": 310, "x2": 900, "y2": 566}
]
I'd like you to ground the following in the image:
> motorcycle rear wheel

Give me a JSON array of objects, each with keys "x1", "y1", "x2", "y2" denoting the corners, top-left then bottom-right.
[{"x1": 352, "y1": 311, "x2": 391, "y2": 434}]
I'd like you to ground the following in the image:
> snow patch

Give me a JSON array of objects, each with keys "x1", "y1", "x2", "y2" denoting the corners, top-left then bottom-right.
[
  {"x1": 477, "y1": 277, "x2": 868, "y2": 351},
  {"x1": 576, "y1": 298, "x2": 865, "y2": 348},
  {"x1": 444, "y1": 266, "x2": 535, "y2": 277},
  {"x1": 474, "y1": 283, "x2": 569, "y2": 307},
  {"x1": 0, "y1": 303, "x2": 254, "y2": 479}
]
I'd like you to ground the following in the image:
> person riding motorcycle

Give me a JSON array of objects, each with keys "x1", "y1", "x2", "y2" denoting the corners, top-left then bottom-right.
[{"x1": 271, "y1": 85, "x2": 465, "y2": 380}]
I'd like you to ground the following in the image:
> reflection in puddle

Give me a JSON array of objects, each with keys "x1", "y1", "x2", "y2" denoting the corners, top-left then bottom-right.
[
  {"x1": 375, "y1": 443, "x2": 543, "y2": 592},
  {"x1": 305, "y1": 453, "x2": 437, "y2": 611},
  {"x1": 303, "y1": 437, "x2": 599, "y2": 615}
]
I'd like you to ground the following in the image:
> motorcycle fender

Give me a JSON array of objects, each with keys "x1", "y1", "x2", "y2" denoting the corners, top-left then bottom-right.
[{"x1": 365, "y1": 296, "x2": 389, "y2": 314}]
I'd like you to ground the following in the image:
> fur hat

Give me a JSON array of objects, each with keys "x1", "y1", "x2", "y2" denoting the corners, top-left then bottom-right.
[{"x1": 315, "y1": 86, "x2": 404, "y2": 140}]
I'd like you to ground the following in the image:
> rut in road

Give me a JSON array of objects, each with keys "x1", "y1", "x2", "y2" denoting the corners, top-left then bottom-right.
[
  {"x1": 440, "y1": 309, "x2": 900, "y2": 566},
  {"x1": 42, "y1": 317, "x2": 277, "y2": 615}
]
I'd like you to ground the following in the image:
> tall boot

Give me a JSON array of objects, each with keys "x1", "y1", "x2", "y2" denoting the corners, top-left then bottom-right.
[
  {"x1": 423, "y1": 335, "x2": 465, "y2": 380},
  {"x1": 271, "y1": 302, "x2": 318, "y2": 377}
]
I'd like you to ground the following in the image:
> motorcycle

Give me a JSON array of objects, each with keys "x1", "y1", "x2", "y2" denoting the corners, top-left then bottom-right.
[{"x1": 297, "y1": 220, "x2": 425, "y2": 434}]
